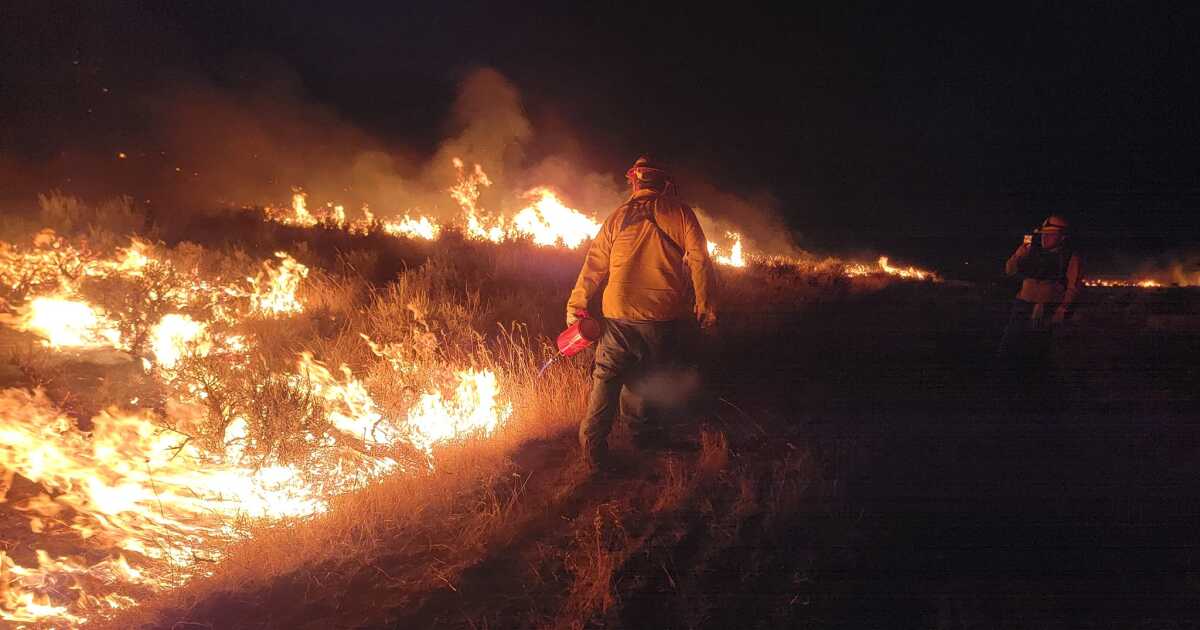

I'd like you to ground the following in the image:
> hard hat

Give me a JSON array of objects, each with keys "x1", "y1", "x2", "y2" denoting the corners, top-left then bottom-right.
[
  {"x1": 1038, "y1": 215, "x2": 1070, "y2": 233},
  {"x1": 625, "y1": 155, "x2": 669, "y2": 185}
]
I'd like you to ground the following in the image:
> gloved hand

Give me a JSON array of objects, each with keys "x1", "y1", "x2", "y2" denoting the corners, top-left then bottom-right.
[
  {"x1": 696, "y1": 309, "x2": 718, "y2": 330},
  {"x1": 567, "y1": 309, "x2": 588, "y2": 328}
]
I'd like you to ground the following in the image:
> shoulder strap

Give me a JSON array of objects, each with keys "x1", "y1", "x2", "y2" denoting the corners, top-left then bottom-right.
[
  {"x1": 644, "y1": 209, "x2": 685, "y2": 257},
  {"x1": 622, "y1": 196, "x2": 685, "y2": 257}
]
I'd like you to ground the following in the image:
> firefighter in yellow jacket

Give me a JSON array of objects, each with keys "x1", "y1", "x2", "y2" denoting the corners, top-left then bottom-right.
[{"x1": 567, "y1": 156, "x2": 717, "y2": 471}]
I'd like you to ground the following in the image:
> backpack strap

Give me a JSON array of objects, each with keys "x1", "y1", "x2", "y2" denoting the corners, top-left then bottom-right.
[
  {"x1": 621, "y1": 197, "x2": 684, "y2": 257},
  {"x1": 645, "y1": 211, "x2": 685, "y2": 258}
]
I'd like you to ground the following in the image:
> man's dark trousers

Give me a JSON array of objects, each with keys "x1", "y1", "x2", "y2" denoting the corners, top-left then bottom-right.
[{"x1": 580, "y1": 318, "x2": 682, "y2": 464}]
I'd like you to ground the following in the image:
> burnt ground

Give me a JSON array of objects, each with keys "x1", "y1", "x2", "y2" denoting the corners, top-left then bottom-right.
[{"x1": 115, "y1": 282, "x2": 1200, "y2": 628}]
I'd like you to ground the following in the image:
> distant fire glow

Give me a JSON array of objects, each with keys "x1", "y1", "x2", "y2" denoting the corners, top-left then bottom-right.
[
  {"x1": 254, "y1": 158, "x2": 937, "y2": 277},
  {"x1": 1086, "y1": 278, "x2": 1164, "y2": 288},
  {"x1": 845, "y1": 256, "x2": 937, "y2": 281}
]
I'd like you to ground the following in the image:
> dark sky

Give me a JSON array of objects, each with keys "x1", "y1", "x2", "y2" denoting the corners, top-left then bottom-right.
[{"x1": 2, "y1": 1, "x2": 1198, "y2": 275}]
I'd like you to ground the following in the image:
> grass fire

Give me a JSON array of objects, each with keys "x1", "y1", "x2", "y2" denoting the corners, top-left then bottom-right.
[
  {"x1": 2, "y1": 5, "x2": 1199, "y2": 629},
  {"x1": 0, "y1": 162, "x2": 940, "y2": 627}
]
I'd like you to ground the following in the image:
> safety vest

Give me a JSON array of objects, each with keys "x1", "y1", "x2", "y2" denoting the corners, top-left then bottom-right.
[{"x1": 1024, "y1": 246, "x2": 1074, "y2": 283}]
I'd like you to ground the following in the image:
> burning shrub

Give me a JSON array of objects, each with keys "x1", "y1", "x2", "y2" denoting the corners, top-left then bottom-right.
[
  {"x1": 164, "y1": 342, "x2": 249, "y2": 452},
  {"x1": 78, "y1": 259, "x2": 195, "y2": 356},
  {"x1": 361, "y1": 261, "x2": 486, "y2": 367},
  {"x1": 0, "y1": 230, "x2": 94, "y2": 298},
  {"x1": 238, "y1": 367, "x2": 330, "y2": 466},
  {"x1": 302, "y1": 270, "x2": 369, "y2": 327}
]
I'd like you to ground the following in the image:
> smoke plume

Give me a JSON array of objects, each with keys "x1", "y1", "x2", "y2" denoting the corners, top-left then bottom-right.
[{"x1": 0, "y1": 64, "x2": 801, "y2": 256}]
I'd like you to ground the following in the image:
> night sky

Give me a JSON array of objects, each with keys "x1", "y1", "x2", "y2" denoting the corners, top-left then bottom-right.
[{"x1": 2, "y1": 1, "x2": 1198, "y2": 276}]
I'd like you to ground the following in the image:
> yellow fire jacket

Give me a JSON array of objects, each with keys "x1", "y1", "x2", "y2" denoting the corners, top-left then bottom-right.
[{"x1": 567, "y1": 189, "x2": 717, "y2": 322}]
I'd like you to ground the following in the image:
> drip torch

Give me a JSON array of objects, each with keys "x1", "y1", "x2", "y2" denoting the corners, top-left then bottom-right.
[{"x1": 538, "y1": 311, "x2": 603, "y2": 377}]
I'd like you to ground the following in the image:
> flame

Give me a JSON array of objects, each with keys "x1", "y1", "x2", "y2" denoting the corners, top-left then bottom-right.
[
  {"x1": 249, "y1": 173, "x2": 947, "y2": 284},
  {"x1": 1086, "y1": 278, "x2": 1164, "y2": 288},
  {"x1": 0, "y1": 230, "x2": 156, "y2": 296},
  {"x1": 266, "y1": 191, "x2": 318, "y2": 227},
  {"x1": 877, "y1": 256, "x2": 933, "y2": 280},
  {"x1": 379, "y1": 215, "x2": 441, "y2": 240},
  {"x1": 1085, "y1": 261, "x2": 1200, "y2": 287},
  {"x1": 510, "y1": 187, "x2": 601, "y2": 248},
  {"x1": 0, "y1": 228, "x2": 517, "y2": 624},
  {"x1": 110, "y1": 239, "x2": 153, "y2": 277},
  {"x1": 844, "y1": 256, "x2": 936, "y2": 281},
  {"x1": 0, "y1": 389, "x2": 324, "y2": 624},
  {"x1": 450, "y1": 161, "x2": 602, "y2": 248},
  {"x1": 248, "y1": 253, "x2": 309, "y2": 316},
  {"x1": 0, "y1": 229, "x2": 501, "y2": 619},
  {"x1": 253, "y1": 158, "x2": 951, "y2": 279},
  {"x1": 708, "y1": 232, "x2": 747, "y2": 267},
  {"x1": 449, "y1": 158, "x2": 506, "y2": 242},
  {"x1": 408, "y1": 369, "x2": 511, "y2": 456},
  {"x1": 0, "y1": 348, "x2": 512, "y2": 624},
  {"x1": 0, "y1": 165, "x2": 963, "y2": 623},
  {"x1": 294, "y1": 352, "x2": 512, "y2": 457},
  {"x1": 449, "y1": 158, "x2": 494, "y2": 213},
  {"x1": 149, "y1": 314, "x2": 208, "y2": 370},
  {"x1": 295, "y1": 352, "x2": 398, "y2": 448},
  {"x1": 16, "y1": 296, "x2": 123, "y2": 350}
]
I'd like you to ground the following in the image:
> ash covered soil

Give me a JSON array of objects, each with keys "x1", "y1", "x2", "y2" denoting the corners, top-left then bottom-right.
[{"x1": 120, "y1": 280, "x2": 1200, "y2": 629}]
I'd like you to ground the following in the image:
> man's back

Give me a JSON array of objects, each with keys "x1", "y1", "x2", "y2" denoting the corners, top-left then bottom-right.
[{"x1": 568, "y1": 188, "x2": 715, "y2": 322}]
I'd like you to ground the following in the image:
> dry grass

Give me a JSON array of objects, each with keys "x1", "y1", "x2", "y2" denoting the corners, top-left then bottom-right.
[
  {"x1": 82, "y1": 229, "x2": 823, "y2": 628},
  {"x1": 21, "y1": 215, "x2": 1184, "y2": 628},
  {"x1": 560, "y1": 502, "x2": 630, "y2": 628},
  {"x1": 90, "y1": 250, "x2": 592, "y2": 627},
  {"x1": 37, "y1": 191, "x2": 147, "y2": 250},
  {"x1": 124, "y1": 426, "x2": 576, "y2": 625},
  {"x1": 697, "y1": 429, "x2": 730, "y2": 473},
  {"x1": 0, "y1": 212, "x2": 916, "y2": 629},
  {"x1": 651, "y1": 456, "x2": 695, "y2": 514}
]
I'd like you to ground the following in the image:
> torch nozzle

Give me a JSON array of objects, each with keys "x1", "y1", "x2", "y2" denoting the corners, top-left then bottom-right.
[{"x1": 537, "y1": 354, "x2": 561, "y2": 379}]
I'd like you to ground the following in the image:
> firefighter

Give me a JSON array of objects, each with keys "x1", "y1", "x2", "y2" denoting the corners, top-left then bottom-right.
[
  {"x1": 567, "y1": 156, "x2": 718, "y2": 472},
  {"x1": 997, "y1": 214, "x2": 1082, "y2": 364}
]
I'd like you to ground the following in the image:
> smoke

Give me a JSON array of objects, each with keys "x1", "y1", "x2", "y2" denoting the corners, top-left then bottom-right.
[
  {"x1": 0, "y1": 63, "x2": 802, "y2": 256},
  {"x1": 142, "y1": 76, "x2": 410, "y2": 209},
  {"x1": 637, "y1": 367, "x2": 702, "y2": 409},
  {"x1": 1135, "y1": 251, "x2": 1200, "y2": 286},
  {"x1": 687, "y1": 185, "x2": 799, "y2": 258},
  {"x1": 0, "y1": 66, "x2": 428, "y2": 218},
  {"x1": 431, "y1": 68, "x2": 532, "y2": 186}
]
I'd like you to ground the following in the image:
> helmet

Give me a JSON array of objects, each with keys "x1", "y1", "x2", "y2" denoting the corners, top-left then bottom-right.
[
  {"x1": 1038, "y1": 215, "x2": 1070, "y2": 233},
  {"x1": 625, "y1": 155, "x2": 669, "y2": 189}
]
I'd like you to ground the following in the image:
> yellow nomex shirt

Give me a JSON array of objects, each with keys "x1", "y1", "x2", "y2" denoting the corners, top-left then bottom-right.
[{"x1": 567, "y1": 189, "x2": 716, "y2": 323}]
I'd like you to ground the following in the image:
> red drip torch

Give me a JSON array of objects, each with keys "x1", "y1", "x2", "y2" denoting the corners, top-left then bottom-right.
[{"x1": 539, "y1": 311, "x2": 602, "y2": 377}]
